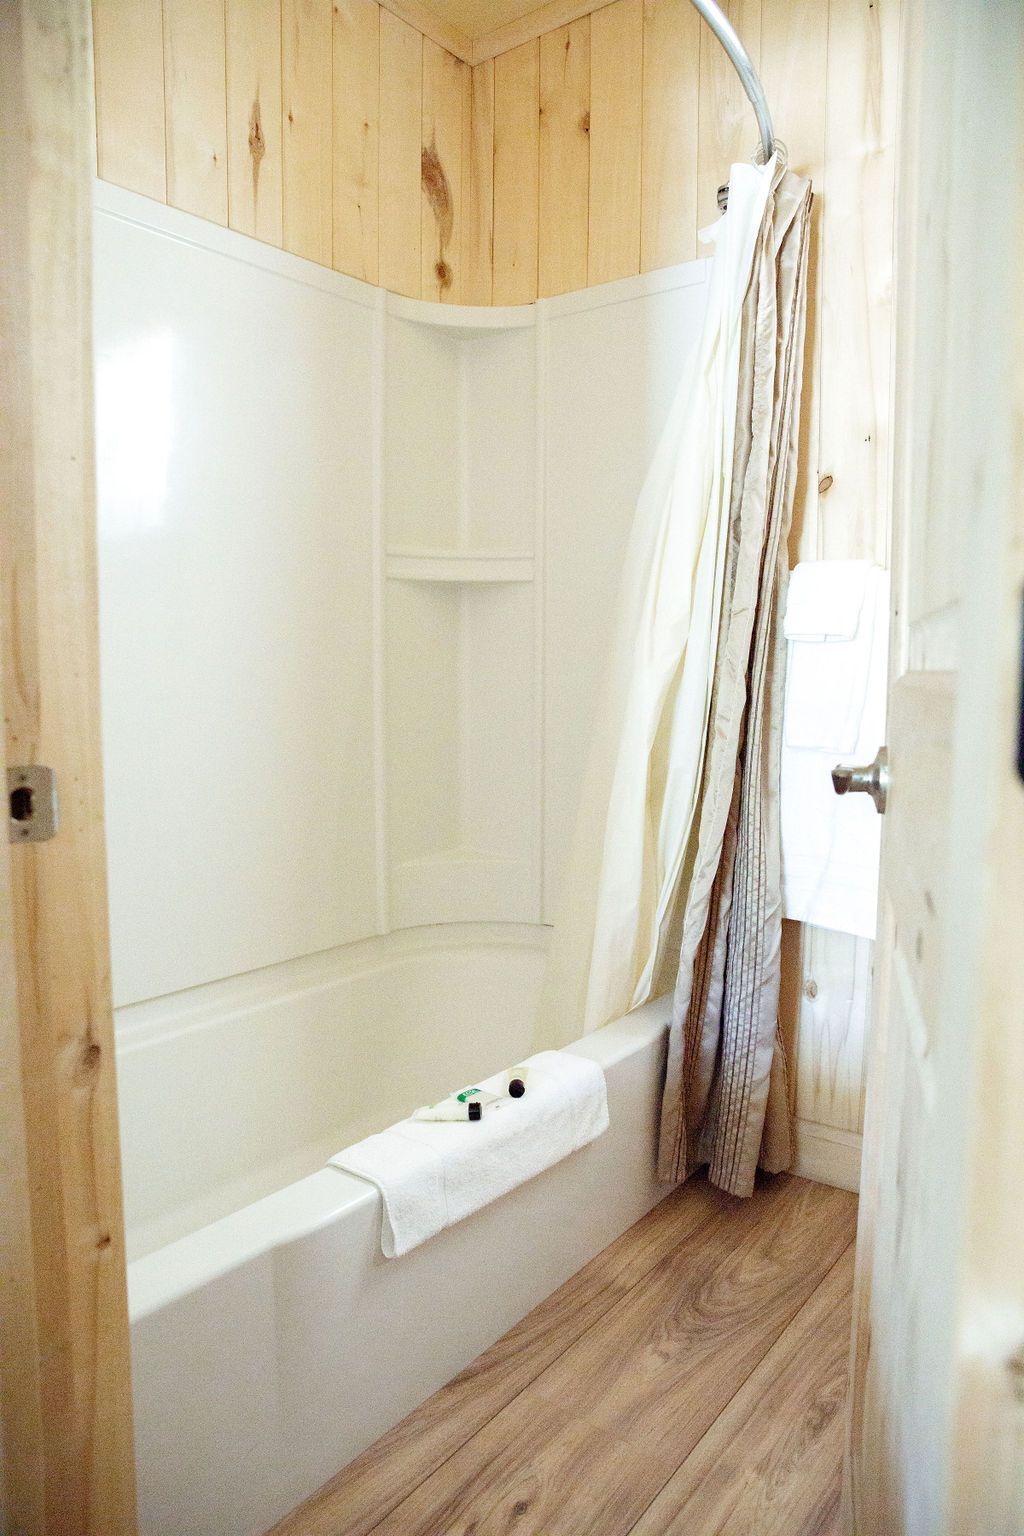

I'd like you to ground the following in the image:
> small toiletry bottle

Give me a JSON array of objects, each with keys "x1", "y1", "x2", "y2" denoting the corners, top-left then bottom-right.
[
  {"x1": 502, "y1": 1066, "x2": 530, "y2": 1098},
  {"x1": 412, "y1": 1096, "x2": 478, "y2": 1122},
  {"x1": 456, "y1": 1086, "x2": 502, "y2": 1113}
]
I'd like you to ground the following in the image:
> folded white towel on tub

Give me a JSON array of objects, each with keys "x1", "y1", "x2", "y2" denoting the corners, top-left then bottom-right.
[{"x1": 328, "y1": 1051, "x2": 609, "y2": 1258}]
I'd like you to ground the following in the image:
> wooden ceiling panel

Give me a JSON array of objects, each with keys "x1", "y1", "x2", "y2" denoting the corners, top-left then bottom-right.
[
  {"x1": 384, "y1": 0, "x2": 609, "y2": 64},
  {"x1": 422, "y1": 0, "x2": 551, "y2": 33}
]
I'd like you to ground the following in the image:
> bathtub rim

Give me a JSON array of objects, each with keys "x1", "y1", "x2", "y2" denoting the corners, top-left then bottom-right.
[{"x1": 127, "y1": 994, "x2": 673, "y2": 1322}]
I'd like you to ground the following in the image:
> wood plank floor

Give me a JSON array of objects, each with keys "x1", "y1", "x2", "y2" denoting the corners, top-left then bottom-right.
[{"x1": 269, "y1": 1173, "x2": 858, "y2": 1536}]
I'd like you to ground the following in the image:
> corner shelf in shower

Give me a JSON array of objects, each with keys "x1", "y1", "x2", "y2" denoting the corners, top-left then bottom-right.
[
  {"x1": 385, "y1": 550, "x2": 534, "y2": 584},
  {"x1": 386, "y1": 292, "x2": 535, "y2": 335},
  {"x1": 382, "y1": 297, "x2": 540, "y2": 930}
]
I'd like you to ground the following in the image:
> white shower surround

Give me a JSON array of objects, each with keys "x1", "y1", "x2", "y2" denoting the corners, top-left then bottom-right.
[{"x1": 94, "y1": 185, "x2": 712, "y2": 1535}]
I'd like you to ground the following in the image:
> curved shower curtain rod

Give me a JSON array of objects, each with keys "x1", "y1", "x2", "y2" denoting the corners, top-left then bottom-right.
[{"x1": 689, "y1": 0, "x2": 776, "y2": 163}]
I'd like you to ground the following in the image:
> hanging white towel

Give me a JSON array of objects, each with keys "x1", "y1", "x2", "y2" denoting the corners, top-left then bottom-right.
[
  {"x1": 781, "y1": 563, "x2": 889, "y2": 939},
  {"x1": 327, "y1": 1051, "x2": 609, "y2": 1258},
  {"x1": 784, "y1": 558, "x2": 872, "y2": 643},
  {"x1": 784, "y1": 560, "x2": 876, "y2": 753}
]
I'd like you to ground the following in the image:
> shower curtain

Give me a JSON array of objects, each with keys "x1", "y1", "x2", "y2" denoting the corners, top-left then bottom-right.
[
  {"x1": 537, "y1": 156, "x2": 777, "y2": 1047},
  {"x1": 540, "y1": 155, "x2": 812, "y2": 1200},
  {"x1": 658, "y1": 165, "x2": 812, "y2": 1195}
]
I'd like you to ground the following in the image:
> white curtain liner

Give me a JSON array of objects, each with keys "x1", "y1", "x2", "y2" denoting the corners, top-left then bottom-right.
[{"x1": 538, "y1": 156, "x2": 777, "y2": 1044}]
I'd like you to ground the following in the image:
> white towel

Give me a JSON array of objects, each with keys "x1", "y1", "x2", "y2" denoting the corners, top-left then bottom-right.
[
  {"x1": 784, "y1": 561, "x2": 878, "y2": 753},
  {"x1": 781, "y1": 564, "x2": 889, "y2": 940},
  {"x1": 784, "y1": 559, "x2": 872, "y2": 642},
  {"x1": 328, "y1": 1051, "x2": 609, "y2": 1257}
]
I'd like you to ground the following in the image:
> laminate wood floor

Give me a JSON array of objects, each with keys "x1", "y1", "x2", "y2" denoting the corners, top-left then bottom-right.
[{"x1": 269, "y1": 1173, "x2": 858, "y2": 1536}]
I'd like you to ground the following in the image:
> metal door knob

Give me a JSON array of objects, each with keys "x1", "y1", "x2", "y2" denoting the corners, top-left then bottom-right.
[{"x1": 831, "y1": 746, "x2": 889, "y2": 814}]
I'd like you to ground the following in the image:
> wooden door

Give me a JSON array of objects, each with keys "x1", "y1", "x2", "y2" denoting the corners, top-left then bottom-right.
[
  {"x1": 844, "y1": 2, "x2": 1024, "y2": 1532},
  {"x1": 0, "y1": 1, "x2": 137, "y2": 1530}
]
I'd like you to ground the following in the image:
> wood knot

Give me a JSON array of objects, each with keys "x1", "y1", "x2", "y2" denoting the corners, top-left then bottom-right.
[
  {"x1": 511, "y1": 1502, "x2": 529, "y2": 1518},
  {"x1": 421, "y1": 144, "x2": 454, "y2": 248},
  {"x1": 435, "y1": 259, "x2": 453, "y2": 291},
  {"x1": 249, "y1": 99, "x2": 266, "y2": 165},
  {"x1": 579, "y1": 110, "x2": 591, "y2": 134},
  {"x1": 96, "y1": 1231, "x2": 113, "y2": 1251},
  {"x1": 803, "y1": 978, "x2": 818, "y2": 1000},
  {"x1": 818, "y1": 473, "x2": 833, "y2": 494},
  {"x1": 75, "y1": 1040, "x2": 102, "y2": 1084}
]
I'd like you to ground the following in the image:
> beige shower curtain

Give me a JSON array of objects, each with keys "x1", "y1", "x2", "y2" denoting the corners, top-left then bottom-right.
[{"x1": 658, "y1": 165, "x2": 812, "y2": 1195}]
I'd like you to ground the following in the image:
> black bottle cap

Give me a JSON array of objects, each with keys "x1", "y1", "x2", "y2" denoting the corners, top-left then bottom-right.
[
  {"x1": 468, "y1": 1101, "x2": 482, "y2": 1121},
  {"x1": 508, "y1": 1078, "x2": 526, "y2": 1098}
]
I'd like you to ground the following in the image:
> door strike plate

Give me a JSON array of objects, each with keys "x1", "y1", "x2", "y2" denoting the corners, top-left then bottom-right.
[{"x1": 8, "y1": 766, "x2": 59, "y2": 843}]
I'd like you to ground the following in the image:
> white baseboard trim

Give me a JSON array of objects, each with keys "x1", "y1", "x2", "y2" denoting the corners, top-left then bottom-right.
[{"x1": 793, "y1": 1118, "x2": 863, "y2": 1193}]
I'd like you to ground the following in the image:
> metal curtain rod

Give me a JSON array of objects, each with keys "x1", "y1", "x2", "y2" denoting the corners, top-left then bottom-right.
[{"x1": 688, "y1": 0, "x2": 776, "y2": 163}]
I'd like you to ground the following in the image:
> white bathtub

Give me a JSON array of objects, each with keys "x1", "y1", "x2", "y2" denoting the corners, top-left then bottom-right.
[{"x1": 123, "y1": 930, "x2": 674, "y2": 1536}]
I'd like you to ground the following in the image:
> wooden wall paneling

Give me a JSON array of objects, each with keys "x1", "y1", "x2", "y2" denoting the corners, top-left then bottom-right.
[
  {"x1": 421, "y1": 40, "x2": 469, "y2": 302},
  {"x1": 333, "y1": 0, "x2": 381, "y2": 283},
  {"x1": 789, "y1": 925, "x2": 873, "y2": 1146},
  {"x1": 640, "y1": 0, "x2": 700, "y2": 273},
  {"x1": 282, "y1": 0, "x2": 333, "y2": 264},
  {"x1": 0, "y1": 0, "x2": 137, "y2": 1525},
  {"x1": 462, "y1": 58, "x2": 494, "y2": 303},
  {"x1": 695, "y1": 0, "x2": 763, "y2": 232},
  {"x1": 379, "y1": 7, "x2": 424, "y2": 297},
  {"x1": 163, "y1": 0, "x2": 229, "y2": 224},
  {"x1": 587, "y1": 0, "x2": 643, "y2": 286},
  {"x1": 760, "y1": 0, "x2": 828, "y2": 183},
  {"x1": 458, "y1": 57, "x2": 475, "y2": 295},
  {"x1": 538, "y1": 18, "x2": 590, "y2": 298},
  {"x1": 816, "y1": 0, "x2": 899, "y2": 566},
  {"x1": 92, "y1": 0, "x2": 166, "y2": 199},
  {"x1": 226, "y1": 0, "x2": 283, "y2": 244},
  {"x1": 792, "y1": 926, "x2": 872, "y2": 1133},
  {"x1": 492, "y1": 39, "x2": 540, "y2": 304}
]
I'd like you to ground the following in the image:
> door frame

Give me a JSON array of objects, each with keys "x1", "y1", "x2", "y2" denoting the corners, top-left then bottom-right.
[{"x1": 0, "y1": 1, "x2": 137, "y2": 1529}]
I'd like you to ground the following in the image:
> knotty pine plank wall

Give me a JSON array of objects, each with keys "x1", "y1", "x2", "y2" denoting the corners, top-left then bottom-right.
[
  {"x1": 91, "y1": 0, "x2": 899, "y2": 1151},
  {"x1": 92, "y1": 0, "x2": 488, "y2": 301}
]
